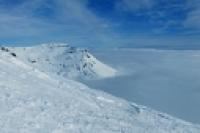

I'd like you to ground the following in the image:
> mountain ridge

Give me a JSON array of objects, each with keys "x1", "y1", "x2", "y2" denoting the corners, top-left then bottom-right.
[
  {"x1": 0, "y1": 44, "x2": 200, "y2": 132},
  {"x1": 1, "y1": 43, "x2": 117, "y2": 80}
]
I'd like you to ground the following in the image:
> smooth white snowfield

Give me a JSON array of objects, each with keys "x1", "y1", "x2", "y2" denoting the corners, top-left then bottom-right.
[
  {"x1": 7, "y1": 43, "x2": 117, "y2": 79},
  {"x1": 0, "y1": 49, "x2": 200, "y2": 132}
]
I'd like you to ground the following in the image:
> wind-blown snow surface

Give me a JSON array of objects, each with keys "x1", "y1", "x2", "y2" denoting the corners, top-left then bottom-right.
[
  {"x1": 0, "y1": 47, "x2": 200, "y2": 132},
  {"x1": 5, "y1": 43, "x2": 117, "y2": 79}
]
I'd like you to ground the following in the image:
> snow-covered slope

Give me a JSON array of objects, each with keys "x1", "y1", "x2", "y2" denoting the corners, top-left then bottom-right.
[
  {"x1": 0, "y1": 47, "x2": 200, "y2": 132},
  {"x1": 2, "y1": 43, "x2": 117, "y2": 79}
]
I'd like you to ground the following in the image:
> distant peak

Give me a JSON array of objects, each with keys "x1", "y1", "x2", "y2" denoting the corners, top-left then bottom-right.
[
  {"x1": 6, "y1": 44, "x2": 117, "y2": 79},
  {"x1": 40, "y1": 43, "x2": 70, "y2": 48}
]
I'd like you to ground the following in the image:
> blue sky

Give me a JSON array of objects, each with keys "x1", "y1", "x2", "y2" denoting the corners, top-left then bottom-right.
[{"x1": 0, "y1": 0, "x2": 200, "y2": 49}]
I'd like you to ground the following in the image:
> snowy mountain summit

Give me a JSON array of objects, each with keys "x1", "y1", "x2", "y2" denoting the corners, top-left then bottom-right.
[
  {"x1": 0, "y1": 44, "x2": 200, "y2": 133},
  {"x1": 5, "y1": 43, "x2": 117, "y2": 79}
]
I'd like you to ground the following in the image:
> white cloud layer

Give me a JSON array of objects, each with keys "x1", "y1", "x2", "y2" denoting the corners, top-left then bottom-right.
[
  {"x1": 0, "y1": 0, "x2": 200, "y2": 48},
  {"x1": 0, "y1": 0, "x2": 115, "y2": 46}
]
